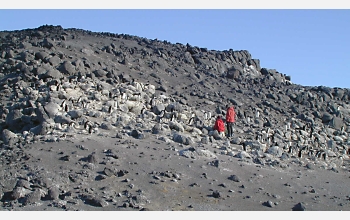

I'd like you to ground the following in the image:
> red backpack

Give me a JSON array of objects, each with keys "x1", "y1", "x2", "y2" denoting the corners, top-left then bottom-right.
[{"x1": 214, "y1": 118, "x2": 225, "y2": 132}]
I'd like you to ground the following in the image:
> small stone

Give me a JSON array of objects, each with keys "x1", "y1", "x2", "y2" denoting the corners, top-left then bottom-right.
[
  {"x1": 292, "y1": 202, "x2": 306, "y2": 211},
  {"x1": 218, "y1": 183, "x2": 227, "y2": 188},
  {"x1": 264, "y1": 200, "x2": 275, "y2": 208},
  {"x1": 212, "y1": 190, "x2": 221, "y2": 198},
  {"x1": 60, "y1": 155, "x2": 70, "y2": 161},
  {"x1": 103, "y1": 167, "x2": 115, "y2": 177},
  {"x1": 228, "y1": 175, "x2": 240, "y2": 182}
]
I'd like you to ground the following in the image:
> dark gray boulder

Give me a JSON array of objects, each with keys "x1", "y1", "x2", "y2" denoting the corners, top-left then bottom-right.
[
  {"x1": 41, "y1": 68, "x2": 63, "y2": 79},
  {"x1": 81, "y1": 194, "x2": 108, "y2": 207},
  {"x1": 48, "y1": 55, "x2": 61, "y2": 67},
  {"x1": 131, "y1": 129, "x2": 147, "y2": 139},
  {"x1": 44, "y1": 102, "x2": 60, "y2": 118},
  {"x1": 35, "y1": 106, "x2": 50, "y2": 123},
  {"x1": 93, "y1": 69, "x2": 108, "y2": 77},
  {"x1": 42, "y1": 38, "x2": 55, "y2": 49},
  {"x1": 46, "y1": 186, "x2": 60, "y2": 200},
  {"x1": 100, "y1": 122, "x2": 114, "y2": 130},
  {"x1": 68, "y1": 110, "x2": 83, "y2": 120},
  {"x1": 173, "y1": 133, "x2": 192, "y2": 145},
  {"x1": 5, "y1": 109, "x2": 24, "y2": 131},
  {"x1": 29, "y1": 121, "x2": 51, "y2": 135},
  {"x1": 22, "y1": 189, "x2": 42, "y2": 206},
  {"x1": 19, "y1": 51, "x2": 34, "y2": 62},
  {"x1": 292, "y1": 202, "x2": 306, "y2": 211},
  {"x1": 152, "y1": 104, "x2": 165, "y2": 115},
  {"x1": 1, "y1": 129, "x2": 20, "y2": 145},
  {"x1": 54, "y1": 114, "x2": 72, "y2": 124},
  {"x1": 152, "y1": 123, "x2": 164, "y2": 134},
  {"x1": 322, "y1": 112, "x2": 333, "y2": 123},
  {"x1": 228, "y1": 175, "x2": 240, "y2": 182},
  {"x1": 35, "y1": 51, "x2": 49, "y2": 61},
  {"x1": 226, "y1": 64, "x2": 243, "y2": 80},
  {"x1": 58, "y1": 61, "x2": 76, "y2": 75},
  {"x1": 328, "y1": 117, "x2": 343, "y2": 130}
]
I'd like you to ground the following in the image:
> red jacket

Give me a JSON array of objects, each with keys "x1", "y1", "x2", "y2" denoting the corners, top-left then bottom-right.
[
  {"x1": 214, "y1": 118, "x2": 225, "y2": 132},
  {"x1": 226, "y1": 107, "x2": 236, "y2": 123}
]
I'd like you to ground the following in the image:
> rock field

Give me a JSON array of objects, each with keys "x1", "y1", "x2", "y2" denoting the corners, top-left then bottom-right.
[{"x1": 0, "y1": 25, "x2": 350, "y2": 211}]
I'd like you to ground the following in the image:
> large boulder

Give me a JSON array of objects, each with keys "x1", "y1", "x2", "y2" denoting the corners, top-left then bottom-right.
[
  {"x1": 1, "y1": 129, "x2": 20, "y2": 145},
  {"x1": 5, "y1": 109, "x2": 24, "y2": 131},
  {"x1": 152, "y1": 123, "x2": 164, "y2": 134},
  {"x1": 173, "y1": 133, "x2": 193, "y2": 145},
  {"x1": 94, "y1": 69, "x2": 108, "y2": 78},
  {"x1": 29, "y1": 121, "x2": 51, "y2": 135},
  {"x1": 58, "y1": 61, "x2": 76, "y2": 75},
  {"x1": 152, "y1": 104, "x2": 165, "y2": 115},
  {"x1": 328, "y1": 117, "x2": 344, "y2": 130},
  {"x1": 54, "y1": 114, "x2": 72, "y2": 124},
  {"x1": 47, "y1": 55, "x2": 61, "y2": 67},
  {"x1": 226, "y1": 64, "x2": 243, "y2": 80},
  {"x1": 169, "y1": 121, "x2": 185, "y2": 132},
  {"x1": 322, "y1": 112, "x2": 333, "y2": 123},
  {"x1": 35, "y1": 106, "x2": 50, "y2": 123},
  {"x1": 267, "y1": 146, "x2": 283, "y2": 157},
  {"x1": 42, "y1": 38, "x2": 55, "y2": 49},
  {"x1": 35, "y1": 51, "x2": 49, "y2": 61},
  {"x1": 44, "y1": 102, "x2": 60, "y2": 118},
  {"x1": 68, "y1": 110, "x2": 83, "y2": 120},
  {"x1": 130, "y1": 129, "x2": 148, "y2": 139}
]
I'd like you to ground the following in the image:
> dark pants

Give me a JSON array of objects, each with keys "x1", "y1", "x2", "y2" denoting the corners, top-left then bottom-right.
[{"x1": 226, "y1": 122, "x2": 234, "y2": 137}]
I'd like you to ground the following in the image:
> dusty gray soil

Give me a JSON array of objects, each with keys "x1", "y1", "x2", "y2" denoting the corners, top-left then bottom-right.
[{"x1": 1, "y1": 130, "x2": 350, "y2": 211}]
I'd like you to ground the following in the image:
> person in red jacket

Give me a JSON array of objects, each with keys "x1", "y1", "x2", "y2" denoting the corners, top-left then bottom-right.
[
  {"x1": 214, "y1": 115, "x2": 225, "y2": 137},
  {"x1": 226, "y1": 105, "x2": 236, "y2": 137}
]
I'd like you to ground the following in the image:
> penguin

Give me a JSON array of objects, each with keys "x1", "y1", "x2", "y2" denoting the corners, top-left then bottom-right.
[
  {"x1": 64, "y1": 104, "x2": 69, "y2": 112},
  {"x1": 159, "y1": 109, "x2": 165, "y2": 118},
  {"x1": 255, "y1": 133, "x2": 259, "y2": 141},
  {"x1": 84, "y1": 120, "x2": 92, "y2": 131},
  {"x1": 77, "y1": 96, "x2": 82, "y2": 104},
  {"x1": 82, "y1": 100, "x2": 87, "y2": 108},
  {"x1": 108, "y1": 105, "x2": 113, "y2": 114},
  {"x1": 188, "y1": 116, "x2": 194, "y2": 125},
  {"x1": 255, "y1": 110, "x2": 260, "y2": 118},
  {"x1": 69, "y1": 121, "x2": 76, "y2": 128},
  {"x1": 149, "y1": 97, "x2": 155, "y2": 106},
  {"x1": 122, "y1": 92, "x2": 128, "y2": 101},
  {"x1": 88, "y1": 126, "x2": 93, "y2": 134},
  {"x1": 170, "y1": 109, "x2": 176, "y2": 122},
  {"x1": 309, "y1": 149, "x2": 315, "y2": 157},
  {"x1": 288, "y1": 145, "x2": 294, "y2": 154},
  {"x1": 316, "y1": 150, "x2": 323, "y2": 158},
  {"x1": 60, "y1": 100, "x2": 66, "y2": 108},
  {"x1": 310, "y1": 125, "x2": 314, "y2": 138},
  {"x1": 298, "y1": 149, "x2": 303, "y2": 158},
  {"x1": 322, "y1": 152, "x2": 327, "y2": 161},
  {"x1": 141, "y1": 106, "x2": 146, "y2": 115},
  {"x1": 243, "y1": 142, "x2": 247, "y2": 152},
  {"x1": 188, "y1": 113, "x2": 196, "y2": 125}
]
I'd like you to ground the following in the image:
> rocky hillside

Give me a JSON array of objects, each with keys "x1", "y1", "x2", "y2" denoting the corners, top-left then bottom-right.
[{"x1": 0, "y1": 25, "x2": 350, "y2": 210}]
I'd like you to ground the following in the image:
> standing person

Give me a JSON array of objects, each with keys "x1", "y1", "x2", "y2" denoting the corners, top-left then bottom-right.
[
  {"x1": 226, "y1": 105, "x2": 236, "y2": 138},
  {"x1": 213, "y1": 115, "x2": 225, "y2": 137}
]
